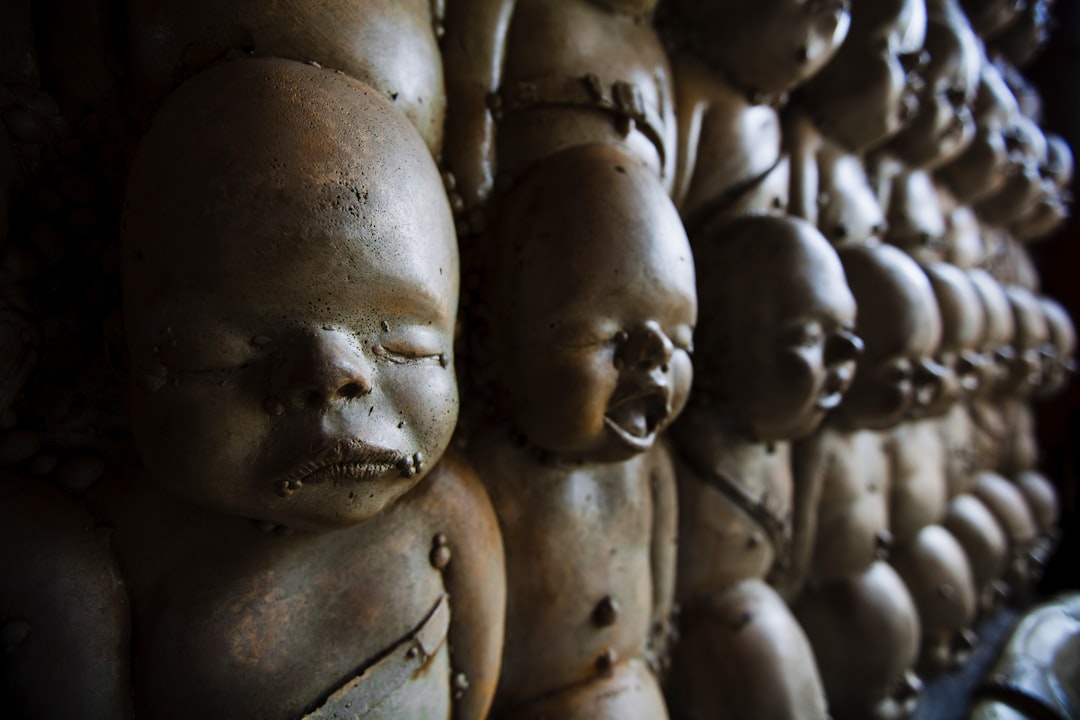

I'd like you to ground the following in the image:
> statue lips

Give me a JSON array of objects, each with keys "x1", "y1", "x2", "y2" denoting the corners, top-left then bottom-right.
[
  {"x1": 603, "y1": 384, "x2": 671, "y2": 453},
  {"x1": 816, "y1": 365, "x2": 855, "y2": 411},
  {"x1": 275, "y1": 438, "x2": 412, "y2": 493}
]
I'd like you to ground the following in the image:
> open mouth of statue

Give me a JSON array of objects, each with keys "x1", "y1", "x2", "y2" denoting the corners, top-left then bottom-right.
[
  {"x1": 604, "y1": 391, "x2": 669, "y2": 451},
  {"x1": 815, "y1": 369, "x2": 851, "y2": 410},
  {"x1": 815, "y1": 389, "x2": 844, "y2": 411},
  {"x1": 275, "y1": 439, "x2": 412, "y2": 496},
  {"x1": 915, "y1": 383, "x2": 938, "y2": 409}
]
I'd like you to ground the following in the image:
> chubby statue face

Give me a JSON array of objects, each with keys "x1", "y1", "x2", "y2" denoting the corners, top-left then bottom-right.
[
  {"x1": 836, "y1": 244, "x2": 942, "y2": 430},
  {"x1": 1001, "y1": 286, "x2": 1051, "y2": 397},
  {"x1": 507, "y1": 267, "x2": 695, "y2": 463},
  {"x1": 696, "y1": 217, "x2": 861, "y2": 442},
  {"x1": 968, "y1": 270, "x2": 1016, "y2": 397},
  {"x1": 918, "y1": 263, "x2": 987, "y2": 416},
  {"x1": 741, "y1": 268, "x2": 861, "y2": 441},
  {"x1": 936, "y1": 62, "x2": 1018, "y2": 204},
  {"x1": 845, "y1": 339, "x2": 943, "y2": 428},
  {"x1": 491, "y1": 148, "x2": 697, "y2": 463},
  {"x1": 887, "y1": 8, "x2": 981, "y2": 169},
  {"x1": 122, "y1": 58, "x2": 459, "y2": 530},
  {"x1": 801, "y1": 0, "x2": 928, "y2": 151}
]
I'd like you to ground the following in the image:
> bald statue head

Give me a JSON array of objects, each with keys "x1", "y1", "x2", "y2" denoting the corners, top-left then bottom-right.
[
  {"x1": 921, "y1": 261, "x2": 987, "y2": 414},
  {"x1": 1039, "y1": 296, "x2": 1077, "y2": 396},
  {"x1": 485, "y1": 143, "x2": 697, "y2": 462},
  {"x1": 122, "y1": 57, "x2": 459, "y2": 530},
  {"x1": 691, "y1": 214, "x2": 859, "y2": 441},
  {"x1": 968, "y1": 269, "x2": 1015, "y2": 397},
  {"x1": 834, "y1": 243, "x2": 943, "y2": 429}
]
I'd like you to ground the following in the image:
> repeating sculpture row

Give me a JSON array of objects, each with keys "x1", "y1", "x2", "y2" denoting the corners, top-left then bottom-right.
[{"x1": 0, "y1": 0, "x2": 1074, "y2": 718}]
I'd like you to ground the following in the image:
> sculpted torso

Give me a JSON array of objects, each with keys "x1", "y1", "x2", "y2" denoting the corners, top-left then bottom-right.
[
  {"x1": 888, "y1": 418, "x2": 949, "y2": 543},
  {"x1": 470, "y1": 427, "x2": 670, "y2": 718},
  {"x1": 496, "y1": 0, "x2": 674, "y2": 185},
  {"x1": 939, "y1": 402, "x2": 978, "y2": 496},
  {"x1": 93, "y1": 462, "x2": 480, "y2": 719},
  {"x1": 669, "y1": 432, "x2": 829, "y2": 720},
  {"x1": 673, "y1": 431, "x2": 790, "y2": 599},
  {"x1": 788, "y1": 112, "x2": 887, "y2": 245},
  {"x1": 805, "y1": 426, "x2": 891, "y2": 583},
  {"x1": 672, "y1": 57, "x2": 789, "y2": 228}
]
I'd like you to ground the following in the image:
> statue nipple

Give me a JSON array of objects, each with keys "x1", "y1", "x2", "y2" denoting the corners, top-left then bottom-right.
[
  {"x1": 430, "y1": 533, "x2": 452, "y2": 570},
  {"x1": 592, "y1": 595, "x2": 620, "y2": 627}
]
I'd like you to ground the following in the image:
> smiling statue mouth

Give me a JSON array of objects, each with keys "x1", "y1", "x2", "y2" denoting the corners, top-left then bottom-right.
[
  {"x1": 275, "y1": 439, "x2": 415, "y2": 497},
  {"x1": 604, "y1": 392, "x2": 670, "y2": 450}
]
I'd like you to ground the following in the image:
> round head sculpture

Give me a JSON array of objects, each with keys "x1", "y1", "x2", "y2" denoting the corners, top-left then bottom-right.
[
  {"x1": 671, "y1": 0, "x2": 851, "y2": 102},
  {"x1": 1003, "y1": 285, "x2": 1050, "y2": 396},
  {"x1": 485, "y1": 144, "x2": 697, "y2": 463},
  {"x1": 691, "y1": 215, "x2": 860, "y2": 442},
  {"x1": 968, "y1": 269, "x2": 1017, "y2": 395},
  {"x1": 935, "y1": 59, "x2": 1019, "y2": 203},
  {"x1": 799, "y1": 0, "x2": 928, "y2": 151},
  {"x1": 991, "y1": 0, "x2": 1056, "y2": 67},
  {"x1": 887, "y1": 0, "x2": 981, "y2": 169},
  {"x1": 973, "y1": 114, "x2": 1047, "y2": 225},
  {"x1": 1013, "y1": 132, "x2": 1073, "y2": 241},
  {"x1": 921, "y1": 262, "x2": 987, "y2": 414},
  {"x1": 834, "y1": 243, "x2": 943, "y2": 429},
  {"x1": 121, "y1": 58, "x2": 459, "y2": 531},
  {"x1": 1039, "y1": 297, "x2": 1077, "y2": 396}
]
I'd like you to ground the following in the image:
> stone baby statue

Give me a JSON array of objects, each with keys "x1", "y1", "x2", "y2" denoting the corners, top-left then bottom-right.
[
  {"x1": 929, "y1": 268, "x2": 1009, "y2": 617},
  {"x1": 1013, "y1": 296, "x2": 1075, "y2": 563},
  {"x1": 878, "y1": 0, "x2": 982, "y2": 265},
  {"x1": 441, "y1": 0, "x2": 677, "y2": 218},
  {"x1": 667, "y1": 215, "x2": 860, "y2": 720},
  {"x1": 964, "y1": 275, "x2": 1039, "y2": 603},
  {"x1": 126, "y1": 0, "x2": 448, "y2": 155},
  {"x1": 790, "y1": 243, "x2": 942, "y2": 720},
  {"x1": 1010, "y1": 133, "x2": 1073, "y2": 242},
  {"x1": 664, "y1": 0, "x2": 851, "y2": 230},
  {"x1": 972, "y1": 285, "x2": 1051, "y2": 596},
  {"x1": 935, "y1": 59, "x2": 1018, "y2": 207},
  {"x1": 787, "y1": 0, "x2": 928, "y2": 246},
  {"x1": 887, "y1": 262, "x2": 981, "y2": 675},
  {"x1": 471, "y1": 144, "x2": 694, "y2": 719},
  {"x1": 91, "y1": 57, "x2": 505, "y2": 719},
  {"x1": 1037, "y1": 296, "x2": 1077, "y2": 400}
]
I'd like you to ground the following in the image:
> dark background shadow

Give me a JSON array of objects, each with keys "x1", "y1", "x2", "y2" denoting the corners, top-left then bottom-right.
[{"x1": 1028, "y1": 0, "x2": 1080, "y2": 594}]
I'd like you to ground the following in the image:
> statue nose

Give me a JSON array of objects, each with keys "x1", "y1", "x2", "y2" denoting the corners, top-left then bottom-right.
[
  {"x1": 913, "y1": 358, "x2": 947, "y2": 405},
  {"x1": 617, "y1": 321, "x2": 674, "y2": 372},
  {"x1": 279, "y1": 328, "x2": 373, "y2": 411},
  {"x1": 825, "y1": 329, "x2": 864, "y2": 364},
  {"x1": 957, "y1": 351, "x2": 984, "y2": 392}
]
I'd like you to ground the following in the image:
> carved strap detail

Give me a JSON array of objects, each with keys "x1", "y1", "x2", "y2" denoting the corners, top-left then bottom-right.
[
  {"x1": 690, "y1": 460, "x2": 792, "y2": 569},
  {"x1": 300, "y1": 594, "x2": 451, "y2": 719},
  {"x1": 496, "y1": 74, "x2": 667, "y2": 172}
]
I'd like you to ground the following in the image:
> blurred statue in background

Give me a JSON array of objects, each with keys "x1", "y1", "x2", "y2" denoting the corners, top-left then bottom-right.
[{"x1": 667, "y1": 215, "x2": 859, "y2": 720}]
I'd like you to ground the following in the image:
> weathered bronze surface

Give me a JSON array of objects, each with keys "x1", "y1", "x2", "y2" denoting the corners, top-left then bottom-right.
[{"x1": 0, "y1": 0, "x2": 1075, "y2": 718}]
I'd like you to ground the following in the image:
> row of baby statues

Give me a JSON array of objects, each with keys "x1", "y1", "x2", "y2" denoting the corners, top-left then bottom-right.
[{"x1": 0, "y1": 0, "x2": 1074, "y2": 718}]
